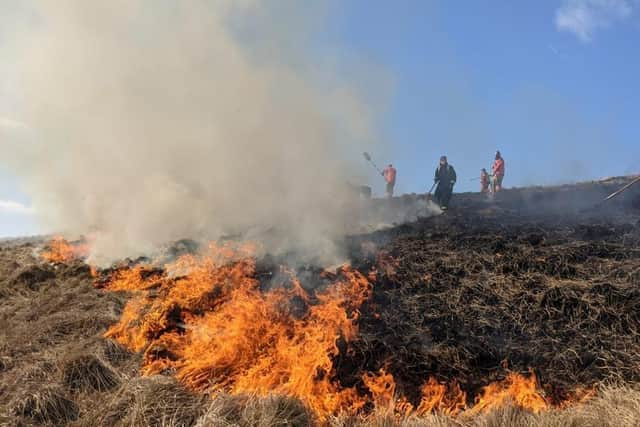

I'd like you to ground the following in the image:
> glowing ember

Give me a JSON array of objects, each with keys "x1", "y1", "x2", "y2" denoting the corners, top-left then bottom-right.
[{"x1": 41, "y1": 236, "x2": 91, "y2": 263}]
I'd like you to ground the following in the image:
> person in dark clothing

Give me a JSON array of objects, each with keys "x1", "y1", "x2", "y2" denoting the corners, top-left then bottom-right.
[{"x1": 433, "y1": 156, "x2": 456, "y2": 209}]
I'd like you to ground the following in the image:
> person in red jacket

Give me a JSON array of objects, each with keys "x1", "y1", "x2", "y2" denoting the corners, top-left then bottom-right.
[
  {"x1": 480, "y1": 168, "x2": 490, "y2": 193},
  {"x1": 382, "y1": 164, "x2": 397, "y2": 198},
  {"x1": 491, "y1": 151, "x2": 505, "y2": 193}
]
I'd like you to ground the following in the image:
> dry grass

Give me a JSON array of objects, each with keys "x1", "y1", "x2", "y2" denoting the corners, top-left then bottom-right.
[
  {"x1": 0, "y1": 240, "x2": 134, "y2": 426},
  {"x1": 328, "y1": 386, "x2": 640, "y2": 427},
  {"x1": 1, "y1": 182, "x2": 640, "y2": 426},
  {"x1": 9, "y1": 384, "x2": 79, "y2": 426},
  {"x1": 61, "y1": 353, "x2": 120, "y2": 393},
  {"x1": 83, "y1": 375, "x2": 207, "y2": 427},
  {"x1": 196, "y1": 394, "x2": 314, "y2": 427}
]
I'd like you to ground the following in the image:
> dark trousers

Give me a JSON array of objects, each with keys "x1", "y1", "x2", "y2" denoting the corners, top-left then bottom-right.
[
  {"x1": 434, "y1": 182, "x2": 453, "y2": 207},
  {"x1": 386, "y1": 182, "x2": 395, "y2": 198}
]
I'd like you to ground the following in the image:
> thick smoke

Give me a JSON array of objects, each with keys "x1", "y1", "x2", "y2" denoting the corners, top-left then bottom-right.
[{"x1": 2, "y1": 1, "x2": 382, "y2": 265}]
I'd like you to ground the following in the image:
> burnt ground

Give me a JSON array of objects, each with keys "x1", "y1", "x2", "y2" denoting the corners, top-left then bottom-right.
[
  {"x1": 342, "y1": 177, "x2": 640, "y2": 405},
  {"x1": 1, "y1": 176, "x2": 640, "y2": 426}
]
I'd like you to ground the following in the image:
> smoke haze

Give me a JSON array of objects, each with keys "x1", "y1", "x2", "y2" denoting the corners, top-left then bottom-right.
[{"x1": 1, "y1": 1, "x2": 384, "y2": 265}]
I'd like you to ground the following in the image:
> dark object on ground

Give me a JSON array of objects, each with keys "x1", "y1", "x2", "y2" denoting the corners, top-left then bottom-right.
[
  {"x1": 347, "y1": 183, "x2": 372, "y2": 199},
  {"x1": 10, "y1": 264, "x2": 55, "y2": 290},
  {"x1": 359, "y1": 185, "x2": 372, "y2": 199}
]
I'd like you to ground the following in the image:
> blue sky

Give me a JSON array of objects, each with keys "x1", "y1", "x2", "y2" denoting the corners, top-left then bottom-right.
[
  {"x1": 328, "y1": 0, "x2": 639, "y2": 195},
  {"x1": 1, "y1": 0, "x2": 639, "y2": 236}
]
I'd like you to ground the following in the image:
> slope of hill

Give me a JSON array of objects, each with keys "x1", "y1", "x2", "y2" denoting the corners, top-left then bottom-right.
[{"x1": 1, "y1": 177, "x2": 639, "y2": 426}]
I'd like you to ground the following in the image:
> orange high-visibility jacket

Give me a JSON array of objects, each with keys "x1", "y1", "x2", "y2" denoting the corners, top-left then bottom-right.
[
  {"x1": 492, "y1": 158, "x2": 505, "y2": 177},
  {"x1": 383, "y1": 167, "x2": 397, "y2": 184}
]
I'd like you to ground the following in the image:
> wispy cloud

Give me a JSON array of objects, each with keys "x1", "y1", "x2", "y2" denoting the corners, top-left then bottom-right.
[
  {"x1": 555, "y1": 0, "x2": 634, "y2": 42},
  {"x1": 0, "y1": 200, "x2": 34, "y2": 215}
]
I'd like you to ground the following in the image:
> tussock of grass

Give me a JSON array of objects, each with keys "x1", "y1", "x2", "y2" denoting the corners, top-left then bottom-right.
[
  {"x1": 85, "y1": 375, "x2": 207, "y2": 427},
  {"x1": 10, "y1": 385, "x2": 79, "y2": 426},
  {"x1": 196, "y1": 394, "x2": 313, "y2": 427},
  {"x1": 99, "y1": 337, "x2": 138, "y2": 367},
  {"x1": 10, "y1": 264, "x2": 55, "y2": 290},
  {"x1": 61, "y1": 353, "x2": 120, "y2": 393}
]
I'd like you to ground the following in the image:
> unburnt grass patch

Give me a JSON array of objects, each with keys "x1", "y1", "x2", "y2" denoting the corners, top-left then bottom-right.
[
  {"x1": 61, "y1": 353, "x2": 120, "y2": 393},
  {"x1": 10, "y1": 385, "x2": 79, "y2": 426}
]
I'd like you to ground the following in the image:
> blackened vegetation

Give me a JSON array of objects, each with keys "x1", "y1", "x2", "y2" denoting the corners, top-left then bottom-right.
[
  {"x1": 9, "y1": 264, "x2": 56, "y2": 290},
  {"x1": 340, "y1": 180, "x2": 640, "y2": 406},
  {"x1": 1, "y1": 178, "x2": 640, "y2": 426}
]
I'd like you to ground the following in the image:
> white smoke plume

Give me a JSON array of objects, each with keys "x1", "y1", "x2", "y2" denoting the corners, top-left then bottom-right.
[{"x1": 1, "y1": 1, "x2": 386, "y2": 265}]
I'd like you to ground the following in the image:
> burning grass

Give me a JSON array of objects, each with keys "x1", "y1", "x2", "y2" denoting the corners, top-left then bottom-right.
[
  {"x1": 41, "y1": 236, "x2": 91, "y2": 263},
  {"x1": 101, "y1": 242, "x2": 373, "y2": 418},
  {"x1": 2, "y1": 181, "x2": 640, "y2": 425},
  {"x1": 95, "y1": 239, "x2": 597, "y2": 420},
  {"x1": 346, "y1": 207, "x2": 640, "y2": 409}
]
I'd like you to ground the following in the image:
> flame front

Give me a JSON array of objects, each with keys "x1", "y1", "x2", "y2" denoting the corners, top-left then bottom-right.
[
  {"x1": 41, "y1": 236, "x2": 91, "y2": 263},
  {"x1": 99, "y1": 241, "x2": 582, "y2": 420},
  {"x1": 103, "y1": 242, "x2": 371, "y2": 417},
  {"x1": 469, "y1": 370, "x2": 548, "y2": 415},
  {"x1": 417, "y1": 377, "x2": 467, "y2": 416}
]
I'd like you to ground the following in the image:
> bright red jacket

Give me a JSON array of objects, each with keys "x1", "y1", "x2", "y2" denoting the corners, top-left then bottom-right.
[
  {"x1": 480, "y1": 171, "x2": 489, "y2": 187},
  {"x1": 492, "y1": 158, "x2": 505, "y2": 177},
  {"x1": 383, "y1": 167, "x2": 397, "y2": 184}
]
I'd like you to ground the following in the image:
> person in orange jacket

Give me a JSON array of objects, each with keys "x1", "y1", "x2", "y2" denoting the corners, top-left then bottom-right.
[
  {"x1": 382, "y1": 164, "x2": 397, "y2": 198},
  {"x1": 491, "y1": 151, "x2": 505, "y2": 193},
  {"x1": 480, "y1": 168, "x2": 490, "y2": 193}
]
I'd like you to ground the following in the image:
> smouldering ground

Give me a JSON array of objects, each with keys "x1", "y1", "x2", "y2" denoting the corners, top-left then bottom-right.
[{"x1": 1, "y1": 178, "x2": 640, "y2": 426}]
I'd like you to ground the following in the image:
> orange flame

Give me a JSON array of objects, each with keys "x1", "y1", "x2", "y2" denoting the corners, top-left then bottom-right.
[
  {"x1": 101, "y1": 242, "x2": 588, "y2": 420},
  {"x1": 41, "y1": 236, "x2": 91, "y2": 263},
  {"x1": 468, "y1": 370, "x2": 548, "y2": 415},
  {"x1": 362, "y1": 369, "x2": 397, "y2": 411},
  {"x1": 89, "y1": 265, "x2": 98, "y2": 277},
  {"x1": 416, "y1": 378, "x2": 467, "y2": 416},
  {"x1": 361, "y1": 371, "x2": 467, "y2": 417},
  {"x1": 103, "y1": 242, "x2": 371, "y2": 418}
]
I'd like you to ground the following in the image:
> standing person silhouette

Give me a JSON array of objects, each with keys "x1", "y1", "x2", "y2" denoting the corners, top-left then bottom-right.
[
  {"x1": 434, "y1": 156, "x2": 456, "y2": 210},
  {"x1": 382, "y1": 164, "x2": 397, "y2": 198},
  {"x1": 492, "y1": 151, "x2": 505, "y2": 193}
]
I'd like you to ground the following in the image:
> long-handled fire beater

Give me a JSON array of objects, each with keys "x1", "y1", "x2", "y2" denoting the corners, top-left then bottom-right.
[{"x1": 602, "y1": 176, "x2": 640, "y2": 203}]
